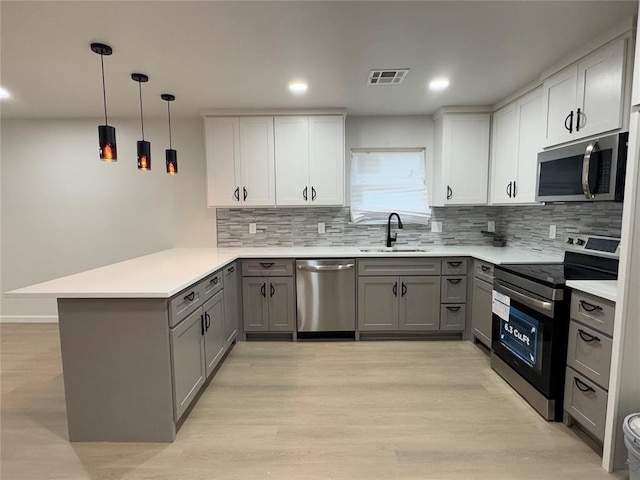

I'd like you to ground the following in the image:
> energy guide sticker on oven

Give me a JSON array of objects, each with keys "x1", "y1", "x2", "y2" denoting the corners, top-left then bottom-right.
[{"x1": 492, "y1": 290, "x2": 510, "y2": 321}]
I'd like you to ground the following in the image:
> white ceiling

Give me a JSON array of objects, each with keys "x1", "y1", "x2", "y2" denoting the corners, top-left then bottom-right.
[{"x1": 1, "y1": 1, "x2": 637, "y2": 119}]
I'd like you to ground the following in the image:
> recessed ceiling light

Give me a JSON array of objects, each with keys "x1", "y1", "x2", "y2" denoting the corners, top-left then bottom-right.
[
  {"x1": 289, "y1": 82, "x2": 308, "y2": 94},
  {"x1": 0, "y1": 87, "x2": 11, "y2": 100},
  {"x1": 429, "y1": 78, "x2": 450, "y2": 91}
]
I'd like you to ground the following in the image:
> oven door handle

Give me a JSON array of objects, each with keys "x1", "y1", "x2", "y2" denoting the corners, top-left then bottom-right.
[{"x1": 494, "y1": 280, "x2": 553, "y2": 313}]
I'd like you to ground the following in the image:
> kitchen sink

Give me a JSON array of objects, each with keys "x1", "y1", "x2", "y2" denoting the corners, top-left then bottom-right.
[{"x1": 360, "y1": 248, "x2": 428, "y2": 253}]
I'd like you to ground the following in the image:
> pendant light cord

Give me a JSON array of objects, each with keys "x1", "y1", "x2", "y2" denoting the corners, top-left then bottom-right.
[
  {"x1": 167, "y1": 101, "x2": 173, "y2": 149},
  {"x1": 100, "y1": 54, "x2": 108, "y2": 125},
  {"x1": 138, "y1": 81, "x2": 145, "y2": 140}
]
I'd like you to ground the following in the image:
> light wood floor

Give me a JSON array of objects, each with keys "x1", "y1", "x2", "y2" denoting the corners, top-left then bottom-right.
[{"x1": 1, "y1": 324, "x2": 626, "y2": 480}]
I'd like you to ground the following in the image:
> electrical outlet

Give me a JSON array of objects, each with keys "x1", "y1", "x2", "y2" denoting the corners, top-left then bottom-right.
[
  {"x1": 249, "y1": 223, "x2": 257, "y2": 234},
  {"x1": 318, "y1": 222, "x2": 325, "y2": 234},
  {"x1": 549, "y1": 224, "x2": 556, "y2": 239},
  {"x1": 431, "y1": 221, "x2": 443, "y2": 233},
  {"x1": 488, "y1": 221, "x2": 495, "y2": 233}
]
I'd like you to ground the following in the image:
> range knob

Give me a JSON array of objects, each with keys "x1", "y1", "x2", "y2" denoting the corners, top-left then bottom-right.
[
  {"x1": 576, "y1": 238, "x2": 585, "y2": 246},
  {"x1": 566, "y1": 237, "x2": 574, "y2": 244}
]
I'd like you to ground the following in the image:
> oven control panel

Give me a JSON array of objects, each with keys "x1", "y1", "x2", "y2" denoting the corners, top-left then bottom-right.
[{"x1": 565, "y1": 235, "x2": 621, "y2": 258}]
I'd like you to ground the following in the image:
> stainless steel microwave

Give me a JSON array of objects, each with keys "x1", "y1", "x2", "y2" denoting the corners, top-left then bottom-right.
[{"x1": 535, "y1": 132, "x2": 628, "y2": 202}]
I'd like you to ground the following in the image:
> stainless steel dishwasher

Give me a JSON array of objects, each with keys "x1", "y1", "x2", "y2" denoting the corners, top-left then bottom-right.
[{"x1": 296, "y1": 259, "x2": 356, "y2": 332}]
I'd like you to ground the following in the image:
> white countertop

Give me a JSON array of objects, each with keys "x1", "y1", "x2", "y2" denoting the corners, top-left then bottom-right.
[
  {"x1": 6, "y1": 246, "x2": 562, "y2": 299},
  {"x1": 566, "y1": 280, "x2": 618, "y2": 303}
]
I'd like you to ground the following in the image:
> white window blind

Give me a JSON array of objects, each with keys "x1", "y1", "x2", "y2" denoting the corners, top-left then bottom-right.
[{"x1": 350, "y1": 149, "x2": 431, "y2": 224}]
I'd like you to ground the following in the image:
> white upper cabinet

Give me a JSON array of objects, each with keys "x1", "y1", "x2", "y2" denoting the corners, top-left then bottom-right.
[
  {"x1": 205, "y1": 116, "x2": 275, "y2": 208},
  {"x1": 542, "y1": 38, "x2": 626, "y2": 148},
  {"x1": 433, "y1": 111, "x2": 491, "y2": 206},
  {"x1": 275, "y1": 115, "x2": 344, "y2": 207},
  {"x1": 490, "y1": 87, "x2": 543, "y2": 205}
]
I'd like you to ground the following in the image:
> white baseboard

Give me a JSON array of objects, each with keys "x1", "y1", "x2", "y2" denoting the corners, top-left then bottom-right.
[{"x1": 0, "y1": 315, "x2": 58, "y2": 323}]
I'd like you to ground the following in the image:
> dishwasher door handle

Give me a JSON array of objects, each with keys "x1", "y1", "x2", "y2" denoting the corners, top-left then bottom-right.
[{"x1": 297, "y1": 264, "x2": 355, "y2": 271}]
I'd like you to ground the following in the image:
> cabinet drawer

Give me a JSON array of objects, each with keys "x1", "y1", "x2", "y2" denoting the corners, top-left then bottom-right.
[
  {"x1": 567, "y1": 321, "x2": 612, "y2": 390},
  {"x1": 564, "y1": 367, "x2": 608, "y2": 442},
  {"x1": 357, "y1": 258, "x2": 441, "y2": 276},
  {"x1": 242, "y1": 259, "x2": 293, "y2": 277},
  {"x1": 570, "y1": 292, "x2": 615, "y2": 336},
  {"x1": 441, "y1": 258, "x2": 468, "y2": 275},
  {"x1": 200, "y1": 270, "x2": 223, "y2": 300},
  {"x1": 440, "y1": 304, "x2": 466, "y2": 331},
  {"x1": 169, "y1": 285, "x2": 203, "y2": 328},
  {"x1": 473, "y1": 260, "x2": 494, "y2": 283},
  {"x1": 441, "y1": 276, "x2": 467, "y2": 303}
]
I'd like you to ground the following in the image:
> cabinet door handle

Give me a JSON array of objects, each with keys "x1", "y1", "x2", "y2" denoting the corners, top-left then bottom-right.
[
  {"x1": 401, "y1": 282, "x2": 407, "y2": 297},
  {"x1": 564, "y1": 111, "x2": 574, "y2": 133},
  {"x1": 303, "y1": 187, "x2": 308, "y2": 201},
  {"x1": 270, "y1": 283, "x2": 275, "y2": 297},
  {"x1": 513, "y1": 180, "x2": 517, "y2": 198},
  {"x1": 506, "y1": 182, "x2": 512, "y2": 198},
  {"x1": 200, "y1": 314, "x2": 205, "y2": 335},
  {"x1": 392, "y1": 282, "x2": 398, "y2": 297},
  {"x1": 578, "y1": 329, "x2": 600, "y2": 343},
  {"x1": 447, "y1": 278, "x2": 462, "y2": 284},
  {"x1": 260, "y1": 283, "x2": 266, "y2": 297},
  {"x1": 205, "y1": 312, "x2": 211, "y2": 331},
  {"x1": 579, "y1": 300, "x2": 602, "y2": 313},
  {"x1": 311, "y1": 187, "x2": 317, "y2": 201},
  {"x1": 243, "y1": 187, "x2": 248, "y2": 201},
  {"x1": 446, "y1": 306, "x2": 461, "y2": 312},
  {"x1": 234, "y1": 187, "x2": 240, "y2": 201},
  {"x1": 446, "y1": 185, "x2": 453, "y2": 200},
  {"x1": 481, "y1": 266, "x2": 491, "y2": 272},
  {"x1": 260, "y1": 262, "x2": 274, "y2": 268},
  {"x1": 576, "y1": 108, "x2": 581, "y2": 132},
  {"x1": 447, "y1": 261, "x2": 462, "y2": 267},
  {"x1": 184, "y1": 292, "x2": 196, "y2": 302},
  {"x1": 574, "y1": 377, "x2": 596, "y2": 394}
]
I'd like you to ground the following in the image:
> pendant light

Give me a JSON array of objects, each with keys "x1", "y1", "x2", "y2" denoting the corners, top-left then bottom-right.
[
  {"x1": 131, "y1": 73, "x2": 151, "y2": 171},
  {"x1": 161, "y1": 94, "x2": 178, "y2": 175},
  {"x1": 91, "y1": 43, "x2": 117, "y2": 161}
]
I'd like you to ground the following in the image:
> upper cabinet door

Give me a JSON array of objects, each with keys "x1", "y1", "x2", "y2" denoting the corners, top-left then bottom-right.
[
  {"x1": 308, "y1": 115, "x2": 345, "y2": 206},
  {"x1": 205, "y1": 117, "x2": 241, "y2": 207},
  {"x1": 239, "y1": 117, "x2": 276, "y2": 207},
  {"x1": 490, "y1": 103, "x2": 518, "y2": 204},
  {"x1": 274, "y1": 116, "x2": 310, "y2": 206},
  {"x1": 542, "y1": 66, "x2": 578, "y2": 148},
  {"x1": 575, "y1": 38, "x2": 626, "y2": 140},
  {"x1": 443, "y1": 114, "x2": 490, "y2": 205},
  {"x1": 514, "y1": 87, "x2": 543, "y2": 203}
]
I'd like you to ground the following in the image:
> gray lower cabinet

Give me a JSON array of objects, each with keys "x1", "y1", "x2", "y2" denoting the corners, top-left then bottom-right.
[
  {"x1": 358, "y1": 276, "x2": 440, "y2": 331},
  {"x1": 203, "y1": 291, "x2": 225, "y2": 378},
  {"x1": 223, "y1": 262, "x2": 239, "y2": 344},
  {"x1": 471, "y1": 274, "x2": 493, "y2": 348},
  {"x1": 170, "y1": 308, "x2": 206, "y2": 421},
  {"x1": 242, "y1": 276, "x2": 295, "y2": 332},
  {"x1": 441, "y1": 276, "x2": 467, "y2": 303},
  {"x1": 441, "y1": 304, "x2": 466, "y2": 331}
]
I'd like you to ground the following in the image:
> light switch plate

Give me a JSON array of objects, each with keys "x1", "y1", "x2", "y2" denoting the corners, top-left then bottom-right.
[
  {"x1": 488, "y1": 221, "x2": 495, "y2": 233},
  {"x1": 249, "y1": 223, "x2": 257, "y2": 234},
  {"x1": 431, "y1": 221, "x2": 443, "y2": 233},
  {"x1": 318, "y1": 222, "x2": 325, "y2": 234},
  {"x1": 549, "y1": 224, "x2": 556, "y2": 239}
]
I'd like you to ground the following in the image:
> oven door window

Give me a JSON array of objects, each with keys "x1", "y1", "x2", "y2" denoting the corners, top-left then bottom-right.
[{"x1": 499, "y1": 306, "x2": 544, "y2": 373}]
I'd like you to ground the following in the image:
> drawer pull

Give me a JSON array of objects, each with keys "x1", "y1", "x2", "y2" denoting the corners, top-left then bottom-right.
[
  {"x1": 184, "y1": 292, "x2": 196, "y2": 302},
  {"x1": 447, "y1": 278, "x2": 462, "y2": 284},
  {"x1": 574, "y1": 377, "x2": 596, "y2": 394},
  {"x1": 481, "y1": 266, "x2": 491, "y2": 272},
  {"x1": 446, "y1": 306, "x2": 461, "y2": 312},
  {"x1": 210, "y1": 277, "x2": 219, "y2": 285},
  {"x1": 578, "y1": 329, "x2": 601, "y2": 343},
  {"x1": 260, "y1": 262, "x2": 275, "y2": 268},
  {"x1": 227, "y1": 266, "x2": 235, "y2": 274},
  {"x1": 447, "y1": 261, "x2": 463, "y2": 267},
  {"x1": 579, "y1": 300, "x2": 603, "y2": 313}
]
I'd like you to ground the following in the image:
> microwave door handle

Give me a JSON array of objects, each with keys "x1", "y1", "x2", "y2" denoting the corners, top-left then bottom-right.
[{"x1": 582, "y1": 140, "x2": 599, "y2": 200}]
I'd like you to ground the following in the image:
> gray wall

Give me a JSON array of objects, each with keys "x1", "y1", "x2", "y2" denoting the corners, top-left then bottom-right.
[{"x1": 0, "y1": 117, "x2": 216, "y2": 321}]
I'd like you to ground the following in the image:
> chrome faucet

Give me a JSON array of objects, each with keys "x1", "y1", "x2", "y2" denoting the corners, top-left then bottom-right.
[{"x1": 386, "y1": 213, "x2": 404, "y2": 248}]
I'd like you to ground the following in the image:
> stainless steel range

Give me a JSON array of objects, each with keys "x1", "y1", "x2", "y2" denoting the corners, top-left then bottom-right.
[{"x1": 490, "y1": 235, "x2": 620, "y2": 421}]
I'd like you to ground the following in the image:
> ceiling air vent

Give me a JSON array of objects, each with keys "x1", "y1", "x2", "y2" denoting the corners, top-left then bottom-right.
[{"x1": 367, "y1": 69, "x2": 409, "y2": 85}]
